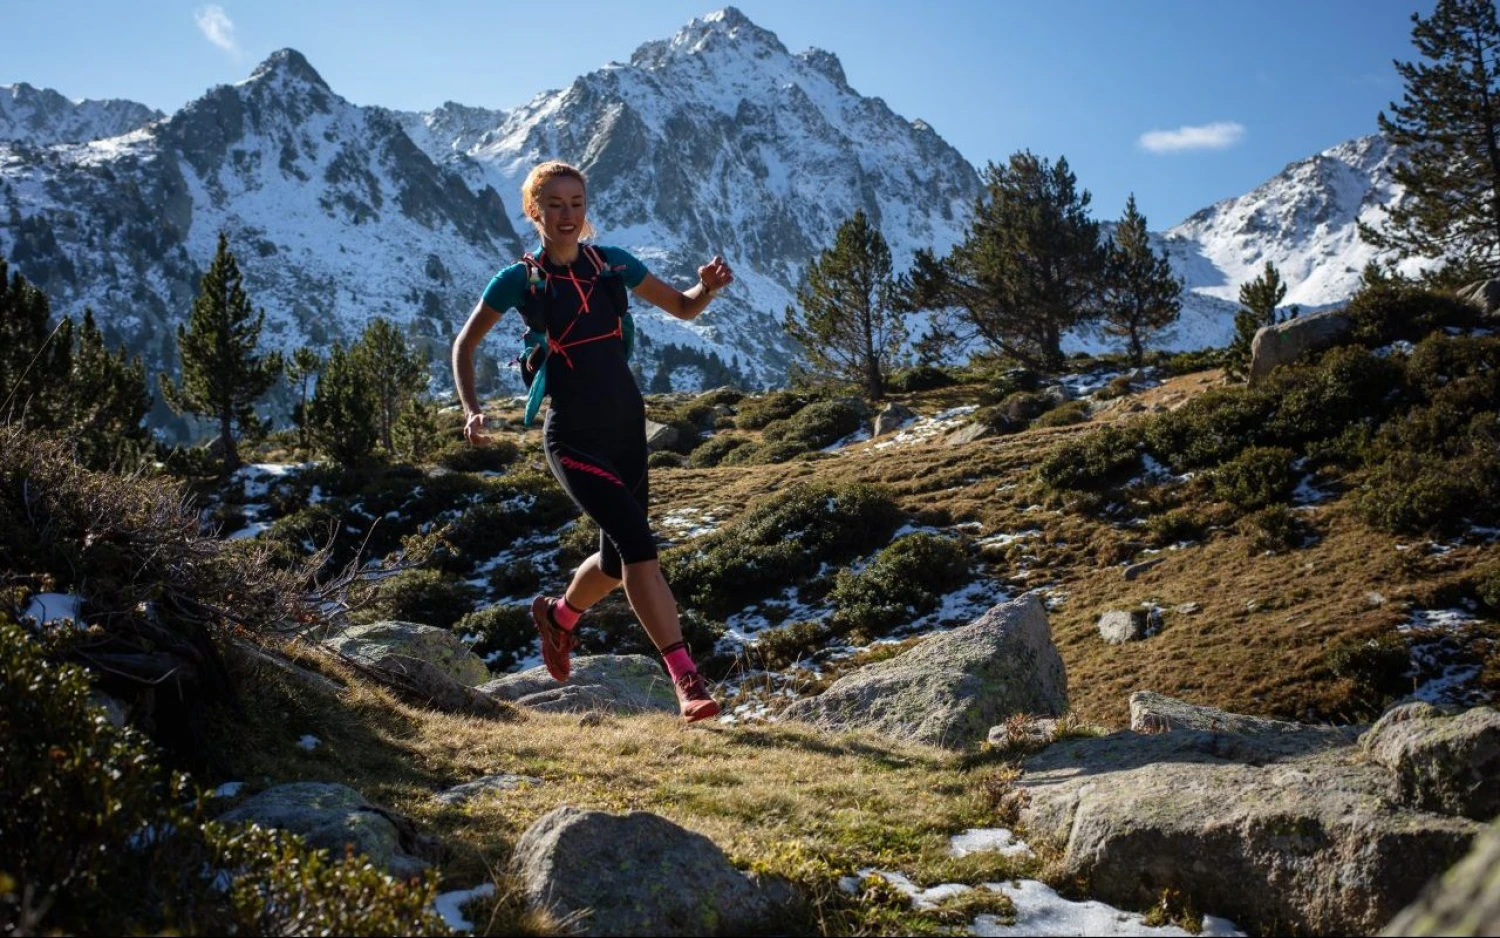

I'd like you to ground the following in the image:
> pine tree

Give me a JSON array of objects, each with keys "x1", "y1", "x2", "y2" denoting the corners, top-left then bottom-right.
[
  {"x1": 159, "y1": 233, "x2": 282, "y2": 473},
  {"x1": 783, "y1": 210, "x2": 905, "y2": 399},
  {"x1": 305, "y1": 343, "x2": 378, "y2": 469},
  {"x1": 353, "y1": 318, "x2": 427, "y2": 454},
  {"x1": 286, "y1": 346, "x2": 322, "y2": 451},
  {"x1": 1100, "y1": 195, "x2": 1183, "y2": 364},
  {"x1": 1360, "y1": 0, "x2": 1500, "y2": 275},
  {"x1": 1225, "y1": 262, "x2": 1288, "y2": 381},
  {"x1": 0, "y1": 256, "x2": 72, "y2": 426},
  {"x1": 67, "y1": 309, "x2": 152, "y2": 469},
  {"x1": 908, "y1": 151, "x2": 1105, "y2": 371}
]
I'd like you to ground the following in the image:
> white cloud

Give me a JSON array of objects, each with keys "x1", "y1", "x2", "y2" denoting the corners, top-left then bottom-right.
[
  {"x1": 1138, "y1": 122, "x2": 1246, "y2": 154},
  {"x1": 194, "y1": 5, "x2": 239, "y2": 54}
]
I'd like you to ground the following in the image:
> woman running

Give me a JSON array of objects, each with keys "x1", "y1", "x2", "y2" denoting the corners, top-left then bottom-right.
[{"x1": 451, "y1": 160, "x2": 733, "y2": 722}]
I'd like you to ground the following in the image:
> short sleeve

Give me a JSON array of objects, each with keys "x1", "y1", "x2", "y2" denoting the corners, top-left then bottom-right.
[
  {"x1": 481, "y1": 263, "x2": 527, "y2": 313},
  {"x1": 600, "y1": 246, "x2": 649, "y2": 289}
]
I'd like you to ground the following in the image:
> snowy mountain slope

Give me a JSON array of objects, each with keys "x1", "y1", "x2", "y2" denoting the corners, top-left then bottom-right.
[
  {"x1": 0, "y1": 82, "x2": 163, "y2": 146},
  {"x1": 395, "y1": 7, "x2": 984, "y2": 388},
  {"x1": 0, "y1": 50, "x2": 521, "y2": 432},
  {"x1": 0, "y1": 6, "x2": 1451, "y2": 411}
]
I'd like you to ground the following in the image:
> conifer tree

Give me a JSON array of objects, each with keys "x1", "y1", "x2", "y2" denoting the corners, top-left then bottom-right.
[
  {"x1": 305, "y1": 343, "x2": 377, "y2": 469},
  {"x1": 67, "y1": 309, "x2": 151, "y2": 469},
  {"x1": 1225, "y1": 262, "x2": 1288, "y2": 381},
  {"x1": 286, "y1": 346, "x2": 322, "y2": 451},
  {"x1": 1360, "y1": 0, "x2": 1500, "y2": 275},
  {"x1": 159, "y1": 233, "x2": 282, "y2": 473},
  {"x1": 1100, "y1": 195, "x2": 1183, "y2": 364},
  {"x1": 783, "y1": 210, "x2": 905, "y2": 399},
  {"x1": 0, "y1": 256, "x2": 72, "y2": 426},
  {"x1": 909, "y1": 151, "x2": 1105, "y2": 371},
  {"x1": 353, "y1": 318, "x2": 427, "y2": 454}
]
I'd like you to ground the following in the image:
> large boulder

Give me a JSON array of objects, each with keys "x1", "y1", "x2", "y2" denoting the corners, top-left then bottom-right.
[
  {"x1": 781, "y1": 594, "x2": 1068, "y2": 749},
  {"x1": 481, "y1": 654, "x2": 678, "y2": 715},
  {"x1": 1013, "y1": 697, "x2": 1483, "y2": 935},
  {"x1": 1359, "y1": 703, "x2": 1500, "y2": 820},
  {"x1": 1248, "y1": 309, "x2": 1353, "y2": 384},
  {"x1": 322, "y1": 621, "x2": 507, "y2": 716},
  {"x1": 1381, "y1": 816, "x2": 1500, "y2": 936},
  {"x1": 324, "y1": 620, "x2": 489, "y2": 686},
  {"x1": 217, "y1": 782, "x2": 433, "y2": 880},
  {"x1": 1457, "y1": 278, "x2": 1500, "y2": 320},
  {"x1": 873, "y1": 402, "x2": 917, "y2": 437},
  {"x1": 511, "y1": 807, "x2": 797, "y2": 936}
]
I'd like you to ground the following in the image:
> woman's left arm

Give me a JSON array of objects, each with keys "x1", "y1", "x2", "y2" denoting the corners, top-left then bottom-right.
[{"x1": 632, "y1": 255, "x2": 734, "y2": 321}]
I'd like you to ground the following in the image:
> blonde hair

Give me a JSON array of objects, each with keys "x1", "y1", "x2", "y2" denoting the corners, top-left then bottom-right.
[{"x1": 520, "y1": 161, "x2": 597, "y2": 240}]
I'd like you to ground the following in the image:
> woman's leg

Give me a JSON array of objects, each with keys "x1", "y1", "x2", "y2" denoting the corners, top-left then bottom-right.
[
  {"x1": 620, "y1": 558, "x2": 683, "y2": 650},
  {"x1": 563, "y1": 551, "x2": 622, "y2": 610}
]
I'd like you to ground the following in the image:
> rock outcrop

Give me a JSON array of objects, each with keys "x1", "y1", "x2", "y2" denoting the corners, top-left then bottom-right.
[
  {"x1": 511, "y1": 807, "x2": 798, "y2": 936},
  {"x1": 1012, "y1": 695, "x2": 1486, "y2": 934},
  {"x1": 782, "y1": 594, "x2": 1068, "y2": 749},
  {"x1": 1248, "y1": 309, "x2": 1353, "y2": 384},
  {"x1": 322, "y1": 620, "x2": 508, "y2": 716},
  {"x1": 481, "y1": 654, "x2": 678, "y2": 715},
  {"x1": 217, "y1": 782, "x2": 434, "y2": 879},
  {"x1": 1381, "y1": 816, "x2": 1500, "y2": 936}
]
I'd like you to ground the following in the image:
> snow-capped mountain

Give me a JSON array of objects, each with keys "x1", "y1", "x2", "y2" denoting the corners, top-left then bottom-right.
[
  {"x1": 1131, "y1": 134, "x2": 1419, "y2": 352},
  {"x1": 0, "y1": 6, "x2": 1437, "y2": 416},
  {"x1": 0, "y1": 82, "x2": 163, "y2": 146},
  {"x1": 389, "y1": 6, "x2": 983, "y2": 388}
]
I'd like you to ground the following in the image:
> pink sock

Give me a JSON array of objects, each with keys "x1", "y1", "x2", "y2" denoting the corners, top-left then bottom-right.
[
  {"x1": 661, "y1": 643, "x2": 696, "y2": 683},
  {"x1": 551, "y1": 597, "x2": 582, "y2": 631}
]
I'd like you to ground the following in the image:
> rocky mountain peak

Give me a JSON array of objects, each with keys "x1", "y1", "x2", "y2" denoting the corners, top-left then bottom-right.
[
  {"x1": 0, "y1": 82, "x2": 163, "y2": 146},
  {"x1": 245, "y1": 48, "x2": 331, "y2": 93},
  {"x1": 796, "y1": 48, "x2": 848, "y2": 88},
  {"x1": 630, "y1": 6, "x2": 788, "y2": 71}
]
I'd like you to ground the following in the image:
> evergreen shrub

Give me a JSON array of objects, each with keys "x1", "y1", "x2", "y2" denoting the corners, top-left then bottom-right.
[
  {"x1": 1238, "y1": 504, "x2": 1307, "y2": 554},
  {"x1": 354, "y1": 568, "x2": 479, "y2": 630},
  {"x1": 663, "y1": 483, "x2": 902, "y2": 619},
  {"x1": 1142, "y1": 387, "x2": 1276, "y2": 471},
  {"x1": 1354, "y1": 452, "x2": 1480, "y2": 534},
  {"x1": 1210, "y1": 446, "x2": 1298, "y2": 511},
  {"x1": 735, "y1": 390, "x2": 813, "y2": 430},
  {"x1": 1036, "y1": 424, "x2": 1144, "y2": 492},
  {"x1": 433, "y1": 437, "x2": 520, "y2": 473},
  {"x1": 1034, "y1": 400, "x2": 1091, "y2": 427},
  {"x1": 1324, "y1": 631, "x2": 1413, "y2": 713},
  {"x1": 761, "y1": 399, "x2": 866, "y2": 451},
  {"x1": 454, "y1": 604, "x2": 531, "y2": 671},
  {"x1": 887, "y1": 365, "x2": 956, "y2": 393},
  {"x1": 828, "y1": 533, "x2": 969, "y2": 641},
  {"x1": 1145, "y1": 507, "x2": 1212, "y2": 547},
  {"x1": 687, "y1": 434, "x2": 752, "y2": 468},
  {"x1": 648, "y1": 450, "x2": 686, "y2": 469},
  {"x1": 749, "y1": 620, "x2": 832, "y2": 671},
  {"x1": 1343, "y1": 281, "x2": 1476, "y2": 346}
]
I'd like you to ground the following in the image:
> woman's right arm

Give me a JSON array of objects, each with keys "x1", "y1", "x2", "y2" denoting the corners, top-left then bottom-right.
[{"x1": 452, "y1": 300, "x2": 502, "y2": 445}]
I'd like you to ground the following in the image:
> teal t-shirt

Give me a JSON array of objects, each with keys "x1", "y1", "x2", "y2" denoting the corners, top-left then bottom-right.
[{"x1": 480, "y1": 245, "x2": 648, "y2": 314}]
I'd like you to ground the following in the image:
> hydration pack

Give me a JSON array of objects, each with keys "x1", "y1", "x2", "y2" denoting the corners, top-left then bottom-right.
[{"x1": 517, "y1": 243, "x2": 635, "y2": 426}]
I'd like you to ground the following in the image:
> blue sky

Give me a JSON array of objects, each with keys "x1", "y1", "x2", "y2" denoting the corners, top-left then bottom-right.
[{"x1": 5, "y1": 0, "x2": 1435, "y2": 228}]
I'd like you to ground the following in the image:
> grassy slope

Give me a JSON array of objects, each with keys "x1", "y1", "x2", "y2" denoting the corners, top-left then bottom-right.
[{"x1": 215, "y1": 365, "x2": 1498, "y2": 934}]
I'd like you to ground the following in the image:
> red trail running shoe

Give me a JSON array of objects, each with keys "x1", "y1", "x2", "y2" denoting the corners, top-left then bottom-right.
[
  {"x1": 673, "y1": 670, "x2": 721, "y2": 723},
  {"x1": 531, "y1": 595, "x2": 577, "y2": 682}
]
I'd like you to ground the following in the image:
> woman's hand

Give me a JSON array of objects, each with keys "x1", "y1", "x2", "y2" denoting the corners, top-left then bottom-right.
[
  {"x1": 464, "y1": 411, "x2": 490, "y2": 447},
  {"x1": 698, "y1": 255, "x2": 734, "y2": 294}
]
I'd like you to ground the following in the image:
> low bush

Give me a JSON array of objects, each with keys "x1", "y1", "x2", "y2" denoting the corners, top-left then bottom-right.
[
  {"x1": 1157, "y1": 347, "x2": 1226, "y2": 376},
  {"x1": 735, "y1": 390, "x2": 814, "y2": 430},
  {"x1": 749, "y1": 620, "x2": 832, "y2": 670},
  {"x1": 648, "y1": 451, "x2": 686, "y2": 469},
  {"x1": 1477, "y1": 567, "x2": 1500, "y2": 612},
  {"x1": 0, "y1": 619, "x2": 451, "y2": 936},
  {"x1": 887, "y1": 365, "x2": 957, "y2": 393},
  {"x1": 1210, "y1": 446, "x2": 1298, "y2": 512},
  {"x1": 1034, "y1": 400, "x2": 1091, "y2": 427},
  {"x1": 432, "y1": 437, "x2": 520, "y2": 473},
  {"x1": 1092, "y1": 374, "x2": 1137, "y2": 401},
  {"x1": 695, "y1": 387, "x2": 745, "y2": 408},
  {"x1": 1324, "y1": 630, "x2": 1413, "y2": 714},
  {"x1": 1239, "y1": 504, "x2": 1307, "y2": 554},
  {"x1": 663, "y1": 482, "x2": 903, "y2": 619},
  {"x1": 353, "y1": 568, "x2": 479, "y2": 630},
  {"x1": 1343, "y1": 280, "x2": 1477, "y2": 347},
  {"x1": 454, "y1": 604, "x2": 531, "y2": 671},
  {"x1": 1036, "y1": 424, "x2": 1144, "y2": 492},
  {"x1": 829, "y1": 533, "x2": 970, "y2": 641},
  {"x1": 1263, "y1": 346, "x2": 1403, "y2": 445},
  {"x1": 1354, "y1": 452, "x2": 1490, "y2": 535},
  {"x1": 761, "y1": 400, "x2": 867, "y2": 451},
  {"x1": 1142, "y1": 387, "x2": 1275, "y2": 471},
  {"x1": 687, "y1": 434, "x2": 753, "y2": 468},
  {"x1": 1145, "y1": 507, "x2": 1212, "y2": 547}
]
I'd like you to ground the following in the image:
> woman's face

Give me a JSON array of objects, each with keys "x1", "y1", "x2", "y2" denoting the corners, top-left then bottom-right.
[{"x1": 534, "y1": 175, "x2": 587, "y2": 246}]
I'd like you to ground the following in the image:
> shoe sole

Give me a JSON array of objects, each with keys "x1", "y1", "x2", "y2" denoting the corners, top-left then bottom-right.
[{"x1": 681, "y1": 700, "x2": 721, "y2": 723}]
